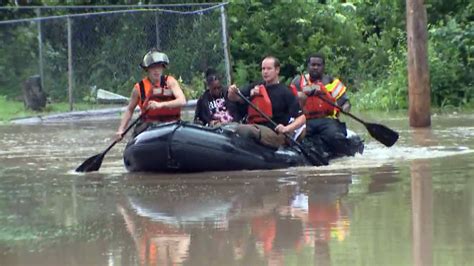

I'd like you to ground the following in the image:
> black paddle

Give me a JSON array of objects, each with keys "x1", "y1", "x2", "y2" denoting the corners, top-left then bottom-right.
[
  {"x1": 314, "y1": 94, "x2": 399, "y2": 147},
  {"x1": 235, "y1": 90, "x2": 328, "y2": 166},
  {"x1": 300, "y1": 74, "x2": 399, "y2": 147},
  {"x1": 75, "y1": 113, "x2": 143, "y2": 172}
]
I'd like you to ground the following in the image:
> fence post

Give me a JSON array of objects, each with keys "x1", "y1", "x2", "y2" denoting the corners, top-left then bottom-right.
[
  {"x1": 67, "y1": 16, "x2": 74, "y2": 111},
  {"x1": 220, "y1": 5, "x2": 231, "y2": 86},
  {"x1": 155, "y1": 11, "x2": 161, "y2": 50},
  {"x1": 36, "y1": 8, "x2": 45, "y2": 92}
]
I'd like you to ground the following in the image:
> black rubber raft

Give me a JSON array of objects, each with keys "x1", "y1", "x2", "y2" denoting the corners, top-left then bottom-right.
[{"x1": 123, "y1": 121, "x2": 364, "y2": 173}]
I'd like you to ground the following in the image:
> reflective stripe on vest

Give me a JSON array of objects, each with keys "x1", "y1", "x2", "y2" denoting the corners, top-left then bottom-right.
[
  {"x1": 136, "y1": 76, "x2": 181, "y2": 122},
  {"x1": 298, "y1": 74, "x2": 311, "y2": 89},
  {"x1": 325, "y1": 78, "x2": 346, "y2": 100},
  {"x1": 247, "y1": 85, "x2": 272, "y2": 124}
]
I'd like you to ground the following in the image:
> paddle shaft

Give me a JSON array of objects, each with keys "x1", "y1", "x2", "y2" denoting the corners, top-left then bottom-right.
[
  {"x1": 236, "y1": 90, "x2": 310, "y2": 153},
  {"x1": 313, "y1": 92, "x2": 368, "y2": 126},
  {"x1": 75, "y1": 112, "x2": 143, "y2": 172},
  {"x1": 104, "y1": 113, "x2": 144, "y2": 154},
  {"x1": 115, "y1": 113, "x2": 145, "y2": 145}
]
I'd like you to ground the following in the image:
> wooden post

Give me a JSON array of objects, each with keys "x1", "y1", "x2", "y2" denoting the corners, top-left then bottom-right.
[{"x1": 407, "y1": 0, "x2": 431, "y2": 127}]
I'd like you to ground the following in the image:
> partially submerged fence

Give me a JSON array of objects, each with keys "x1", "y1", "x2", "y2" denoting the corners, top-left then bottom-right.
[{"x1": 0, "y1": 3, "x2": 231, "y2": 110}]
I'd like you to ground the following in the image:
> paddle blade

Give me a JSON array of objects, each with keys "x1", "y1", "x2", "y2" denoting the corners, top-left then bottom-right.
[
  {"x1": 366, "y1": 123, "x2": 399, "y2": 147},
  {"x1": 75, "y1": 153, "x2": 104, "y2": 172}
]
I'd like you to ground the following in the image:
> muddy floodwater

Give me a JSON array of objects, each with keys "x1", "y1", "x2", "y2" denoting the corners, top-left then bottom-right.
[{"x1": 0, "y1": 112, "x2": 473, "y2": 266}]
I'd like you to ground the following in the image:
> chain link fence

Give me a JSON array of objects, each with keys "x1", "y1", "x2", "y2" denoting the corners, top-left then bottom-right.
[{"x1": 0, "y1": 3, "x2": 231, "y2": 111}]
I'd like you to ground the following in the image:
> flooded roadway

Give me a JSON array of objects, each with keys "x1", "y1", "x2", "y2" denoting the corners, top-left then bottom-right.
[{"x1": 0, "y1": 112, "x2": 473, "y2": 266}]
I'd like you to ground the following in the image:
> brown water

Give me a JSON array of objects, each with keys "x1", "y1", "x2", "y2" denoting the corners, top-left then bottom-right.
[{"x1": 0, "y1": 113, "x2": 473, "y2": 266}]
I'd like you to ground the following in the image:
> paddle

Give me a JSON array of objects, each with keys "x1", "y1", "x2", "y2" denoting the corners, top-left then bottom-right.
[
  {"x1": 300, "y1": 74, "x2": 399, "y2": 147},
  {"x1": 75, "y1": 113, "x2": 143, "y2": 172},
  {"x1": 235, "y1": 90, "x2": 328, "y2": 166},
  {"x1": 325, "y1": 99, "x2": 399, "y2": 147}
]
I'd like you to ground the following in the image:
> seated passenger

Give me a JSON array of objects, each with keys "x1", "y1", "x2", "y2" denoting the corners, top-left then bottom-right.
[
  {"x1": 290, "y1": 53, "x2": 356, "y2": 157},
  {"x1": 194, "y1": 68, "x2": 243, "y2": 126},
  {"x1": 228, "y1": 56, "x2": 306, "y2": 149}
]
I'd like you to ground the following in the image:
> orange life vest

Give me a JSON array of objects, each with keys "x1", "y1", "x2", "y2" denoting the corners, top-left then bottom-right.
[
  {"x1": 308, "y1": 199, "x2": 349, "y2": 242},
  {"x1": 247, "y1": 85, "x2": 273, "y2": 124},
  {"x1": 298, "y1": 74, "x2": 337, "y2": 119},
  {"x1": 251, "y1": 215, "x2": 276, "y2": 255},
  {"x1": 135, "y1": 76, "x2": 181, "y2": 123}
]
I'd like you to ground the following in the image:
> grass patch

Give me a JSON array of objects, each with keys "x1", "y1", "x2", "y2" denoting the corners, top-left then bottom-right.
[{"x1": 0, "y1": 96, "x2": 123, "y2": 122}]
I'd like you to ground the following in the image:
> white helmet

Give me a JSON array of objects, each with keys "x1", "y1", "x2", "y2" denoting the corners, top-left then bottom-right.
[{"x1": 140, "y1": 49, "x2": 169, "y2": 68}]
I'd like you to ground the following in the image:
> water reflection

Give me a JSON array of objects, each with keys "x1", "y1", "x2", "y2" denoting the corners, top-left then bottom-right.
[
  {"x1": 410, "y1": 127, "x2": 438, "y2": 147},
  {"x1": 367, "y1": 164, "x2": 401, "y2": 194},
  {"x1": 410, "y1": 127, "x2": 434, "y2": 266},
  {"x1": 294, "y1": 180, "x2": 351, "y2": 266},
  {"x1": 117, "y1": 175, "x2": 354, "y2": 266},
  {"x1": 2, "y1": 114, "x2": 474, "y2": 266},
  {"x1": 411, "y1": 159, "x2": 433, "y2": 266}
]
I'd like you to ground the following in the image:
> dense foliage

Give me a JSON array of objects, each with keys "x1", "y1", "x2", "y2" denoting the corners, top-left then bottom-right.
[
  {"x1": 0, "y1": 0, "x2": 472, "y2": 110},
  {"x1": 228, "y1": 0, "x2": 473, "y2": 110}
]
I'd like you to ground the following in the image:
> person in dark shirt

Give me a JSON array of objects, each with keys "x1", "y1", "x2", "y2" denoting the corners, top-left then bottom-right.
[
  {"x1": 194, "y1": 69, "x2": 243, "y2": 126},
  {"x1": 228, "y1": 56, "x2": 306, "y2": 149}
]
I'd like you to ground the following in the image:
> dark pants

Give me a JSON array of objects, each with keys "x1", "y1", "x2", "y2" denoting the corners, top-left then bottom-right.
[{"x1": 306, "y1": 118, "x2": 352, "y2": 156}]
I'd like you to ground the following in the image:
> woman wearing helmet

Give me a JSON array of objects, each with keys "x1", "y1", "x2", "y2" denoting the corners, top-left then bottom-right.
[{"x1": 115, "y1": 49, "x2": 186, "y2": 140}]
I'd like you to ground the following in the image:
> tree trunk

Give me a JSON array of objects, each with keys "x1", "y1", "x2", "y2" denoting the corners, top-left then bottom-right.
[{"x1": 22, "y1": 75, "x2": 47, "y2": 111}]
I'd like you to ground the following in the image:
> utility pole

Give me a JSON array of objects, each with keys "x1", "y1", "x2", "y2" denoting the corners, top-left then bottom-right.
[{"x1": 407, "y1": 0, "x2": 431, "y2": 127}]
